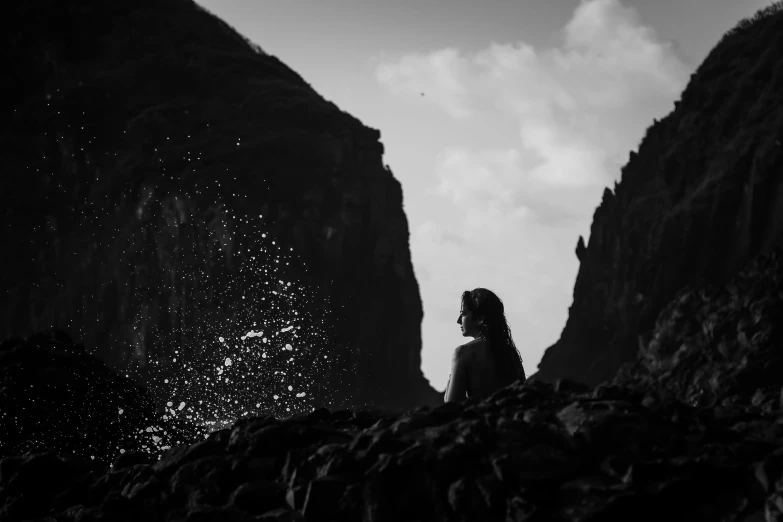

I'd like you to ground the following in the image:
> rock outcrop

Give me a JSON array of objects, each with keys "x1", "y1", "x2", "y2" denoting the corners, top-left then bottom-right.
[
  {"x1": 535, "y1": 2, "x2": 783, "y2": 386},
  {"x1": 615, "y1": 241, "x2": 783, "y2": 410},
  {"x1": 4, "y1": 375, "x2": 783, "y2": 522},
  {"x1": 1, "y1": 0, "x2": 439, "y2": 416},
  {"x1": 0, "y1": 330, "x2": 212, "y2": 466}
]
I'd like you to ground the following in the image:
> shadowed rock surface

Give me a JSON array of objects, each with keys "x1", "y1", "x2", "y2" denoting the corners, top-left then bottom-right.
[
  {"x1": 1, "y1": 0, "x2": 439, "y2": 416},
  {"x1": 535, "y1": 2, "x2": 783, "y2": 386},
  {"x1": 0, "y1": 330, "x2": 208, "y2": 467},
  {"x1": 615, "y1": 241, "x2": 783, "y2": 410},
  {"x1": 2, "y1": 376, "x2": 783, "y2": 521}
]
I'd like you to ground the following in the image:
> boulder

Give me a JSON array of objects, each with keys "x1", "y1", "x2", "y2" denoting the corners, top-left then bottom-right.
[{"x1": 0, "y1": 330, "x2": 207, "y2": 467}]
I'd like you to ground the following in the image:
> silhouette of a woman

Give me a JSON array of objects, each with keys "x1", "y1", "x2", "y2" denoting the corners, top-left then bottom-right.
[{"x1": 444, "y1": 288, "x2": 526, "y2": 402}]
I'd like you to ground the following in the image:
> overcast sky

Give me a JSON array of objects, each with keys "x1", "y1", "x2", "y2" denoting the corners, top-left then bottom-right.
[{"x1": 195, "y1": 0, "x2": 772, "y2": 391}]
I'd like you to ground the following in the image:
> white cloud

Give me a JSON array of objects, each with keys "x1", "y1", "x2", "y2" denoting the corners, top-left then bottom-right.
[
  {"x1": 432, "y1": 148, "x2": 535, "y2": 240},
  {"x1": 377, "y1": 0, "x2": 689, "y2": 202},
  {"x1": 558, "y1": 0, "x2": 686, "y2": 100},
  {"x1": 375, "y1": 48, "x2": 476, "y2": 119}
]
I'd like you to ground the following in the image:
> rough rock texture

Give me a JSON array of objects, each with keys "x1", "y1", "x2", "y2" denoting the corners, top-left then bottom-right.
[
  {"x1": 615, "y1": 240, "x2": 783, "y2": 410},
  {"x1": 0, "y1": 330, "x2": 208, "y2": 467},
  {"x1": 4, "y1": 377, "x2": 783, "y2": 522},
  {"x1": 1, "y1": 0, "x2": 439, "y2": 414},
  {"x1": 535, "y1": 3, "x2": 783, "y2": 386}
]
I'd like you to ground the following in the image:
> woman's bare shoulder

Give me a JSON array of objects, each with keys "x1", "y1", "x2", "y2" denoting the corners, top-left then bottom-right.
[{"x1": 460, "y1": 338, "x2": 488, "y2": 357}]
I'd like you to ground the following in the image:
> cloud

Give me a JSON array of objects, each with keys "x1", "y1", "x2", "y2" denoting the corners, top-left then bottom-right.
[
  {"x1": 375, "y1": 48, "x2": 477, "y2": 119},
  {"x1": 411, "y1": 220, "x2": 480, "y2": 319},
  {"x1": 431, "y1": 148, "x2": 534, "y2": 240},
  {"x1": 376, "y1": 0, "x2": 690, "y2": 230}
]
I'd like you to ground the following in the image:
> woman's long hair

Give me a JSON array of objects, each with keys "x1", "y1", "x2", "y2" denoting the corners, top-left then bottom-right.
[{"x1": 462, "y1": 288, "x2": 526, "y2": 384}]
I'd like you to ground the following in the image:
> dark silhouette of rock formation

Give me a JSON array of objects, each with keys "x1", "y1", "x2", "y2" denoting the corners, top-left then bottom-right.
[
  {"x1": 3, "y1": 372, "x2": 783, "y2": 521},
  {"x1": 575, "y1": 236, "x2": 586, "y2": 263},
  {"x1": 615, "y1": 241, "x2": 783, "y2": 410},
  {"x1": 535, "y1": 2, "x2": 783, "y2": 386},
  {"x1": 0, "y1": 330, "x2": 208, "y2": 467},
  {"x1": 1, "y1": 0, "x2": 439, "y2": 415}
]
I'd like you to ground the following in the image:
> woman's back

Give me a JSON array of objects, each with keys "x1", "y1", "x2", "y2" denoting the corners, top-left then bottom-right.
[{"x1": 464, "y1": 338, "x2": 525, "y2": 399}]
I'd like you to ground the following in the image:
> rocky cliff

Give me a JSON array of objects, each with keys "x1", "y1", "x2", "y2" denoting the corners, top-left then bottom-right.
[
  {"x1": 534, "y1": 2, "x2": 783, "y2": 386},
  {"x1": 1, "y1": 0, "x2": 440, "y2": 418},
  {"x1": 614, "y1": 243, "x2": 783, "y2": 409}
]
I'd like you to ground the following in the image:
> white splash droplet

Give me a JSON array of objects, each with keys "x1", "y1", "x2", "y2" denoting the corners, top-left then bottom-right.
[{"x1": 241, "y1": 330, "x2": 264, "y2": 341}]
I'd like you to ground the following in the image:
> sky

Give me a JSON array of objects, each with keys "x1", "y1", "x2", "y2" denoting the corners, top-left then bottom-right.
[{"x1": 194, "y1": 0, "x2": 773, "y2": 392}]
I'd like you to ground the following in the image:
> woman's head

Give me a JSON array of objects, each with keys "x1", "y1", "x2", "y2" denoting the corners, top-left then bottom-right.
[
  {"x1": 457, "y1": 291, "x2": 485, "y2": 339},
  {"x1": 457, "y1": 288, "x2": 525, "y2": 382},
  {"x1": 457, "y1": 288, "x2": 505, "y2": 340}
]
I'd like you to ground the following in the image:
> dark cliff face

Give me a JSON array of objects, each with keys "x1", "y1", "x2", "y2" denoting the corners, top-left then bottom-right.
[
  {"x1": 1, "y1": 0, "x2": 440, "y2": 416},
  {"x1": 614, "y1": 243, "x2": 783, "y2": 409},
  {"x1": 534, "y1": 4, "x2": 783, "y2": 386}
]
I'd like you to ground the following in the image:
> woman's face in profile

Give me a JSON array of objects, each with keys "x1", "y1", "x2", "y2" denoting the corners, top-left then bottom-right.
[{"x1": 457, "y1": 304, "x2": 482, "y2": 338}]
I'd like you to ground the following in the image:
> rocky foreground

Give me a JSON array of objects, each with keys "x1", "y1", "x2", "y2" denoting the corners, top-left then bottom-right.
[{"x1": 2, "y1": 376, "x2": 783, "y2": 522}]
